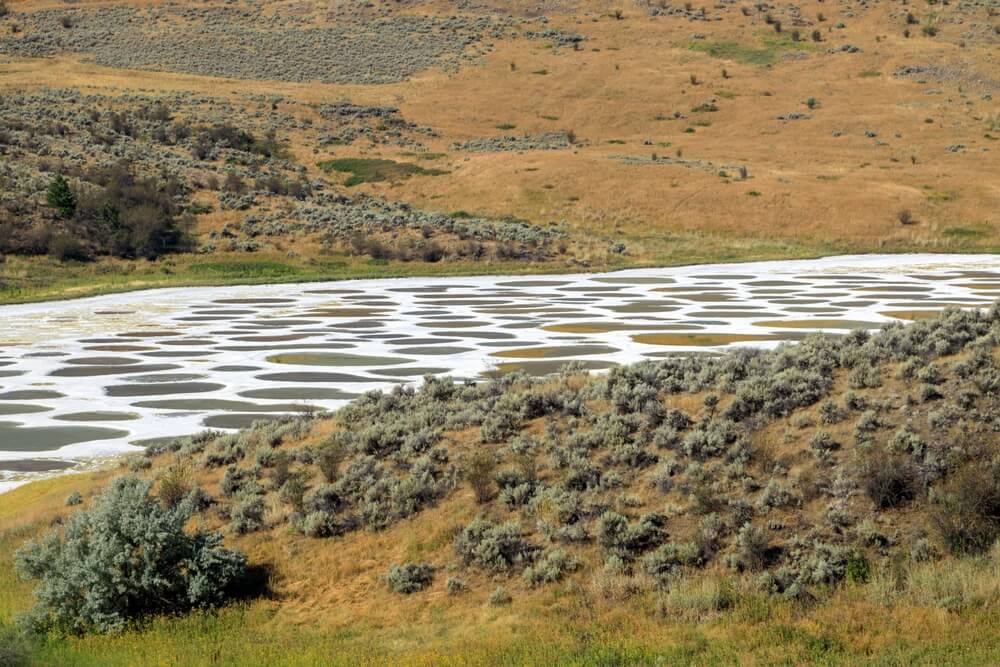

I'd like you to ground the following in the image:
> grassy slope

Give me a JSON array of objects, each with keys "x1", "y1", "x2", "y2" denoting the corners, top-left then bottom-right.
[
  {"x1": 2, "y1": 0, "x2": 998, "y2": 306},
  {"x1": 7, "y1": 312, "x2": 1000, "y2": 664},
  {"x1": 0, "y1": 235, "x2": 959, "y2": 307},
  {"x1": 4, "y1": 464, "x2": 1000, "y2": 665}
]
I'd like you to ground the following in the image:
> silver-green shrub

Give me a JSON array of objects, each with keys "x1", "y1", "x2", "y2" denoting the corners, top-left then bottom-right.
[{"x1": 15, "y1": 476, "x2": 246, "y2": 635}]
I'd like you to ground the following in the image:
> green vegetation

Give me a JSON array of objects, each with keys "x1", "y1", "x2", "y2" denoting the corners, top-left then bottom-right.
[
  {"x1": 8, "y1": 309, "x2": 1000, "y2": 663},
  {"x1": 2, "y1": 165, "x2": 193, "y2": 262},
  {"x1": 943, "y1": 226, "x2": 989, "y2": 241},
  {"x1": 188, "y1": 261, "x2": 299, "y2": 279},
  {"x1": 15, "y1": 477, "x2": 248, "y2": 634},
  {"x1": 689, "y1": 34, "x2": 815, "y2": 65},
  {"x1": 688, "y1": 40, "x2": 781, "y2": 66},
  {"x1": 317, "y1": 158, "x2": 447, "y2": 186}
]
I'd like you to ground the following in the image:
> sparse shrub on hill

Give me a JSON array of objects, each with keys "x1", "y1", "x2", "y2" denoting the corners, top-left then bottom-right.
[
  {"x1": 931, "y1": 466, "x2": 1000, "y2": 555},
  {"x1": 454, "y1": 519, "x2": 538, "y2": 573},
  {"x1": 522, "y1": 548, "x2": 580, "y2": 587},
  {"x1": 14, "y1": 476, "x2": 247, "y2": 634},
  {"x1": 156, "y1": 462, "x2": 191, "y2": 508},
  {"x1": 860, "y1": 452, "x2": 919, "y2": 509},
  {"x1": 386, "y1": 563, "x2": 434, "y2": 594},
  {"x1": 21, "y1": 305, "x2": 1000, "y2": 620},
  {"x1": 464, "y1": 450, "x2": 497, "y2": 503},
  {"x1": 229, "y1": 490, "x2": 266, "y2": 534},
  {"x1": 35, "y1": 161, "x2": 195, "y2": 261}
]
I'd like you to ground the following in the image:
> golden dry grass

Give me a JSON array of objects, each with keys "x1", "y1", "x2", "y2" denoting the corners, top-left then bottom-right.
[{"x1": 2, "y1": 0, "x2": 997, "y2": 269}]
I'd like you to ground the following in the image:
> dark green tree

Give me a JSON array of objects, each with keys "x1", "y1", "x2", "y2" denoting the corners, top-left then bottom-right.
[{"x1": 45, "y1": 175, "x2": 76, "y2": 219}]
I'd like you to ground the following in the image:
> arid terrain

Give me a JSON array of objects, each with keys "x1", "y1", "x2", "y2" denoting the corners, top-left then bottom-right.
[
  {"x1": 2, "y1": 1, "x2": 1000, "y2": 665},
  {"x1": 0, "y1": 0, "x2": 997, "y2": 302}
]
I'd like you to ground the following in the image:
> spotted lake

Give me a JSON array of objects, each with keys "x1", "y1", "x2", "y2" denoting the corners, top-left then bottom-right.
[{"x1": 3, "y1": 254, "x2": 1000, "y2": 491}]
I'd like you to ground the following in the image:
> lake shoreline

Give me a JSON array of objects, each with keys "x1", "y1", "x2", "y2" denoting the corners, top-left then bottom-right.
[{"x1": 2, "y1": 252, "x2": 999, "y2": 490}]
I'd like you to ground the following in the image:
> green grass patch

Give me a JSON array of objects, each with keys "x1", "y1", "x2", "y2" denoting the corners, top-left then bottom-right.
[
  {"x1": 400, "y1": 152, "x2": 447, "y2": 161},
  {"x1": 186, "y1": 202, "x2": 214, "y2": 215},
  {"x1": 716, "y1": 90, "x2": 737, "y2": 99},
  {"x1": 188, "y1": 261, "x2": 297, "y2": 278},
  {"x1": 540, "y1": 115, "x2": 560, "y2": 121},
  {"x1": 689, "y1": 34, "x2": 816, "y2": 66},
  {"x1": 924, "y1": 189, "x2": 957, "y2": 203},
  {"x1": 531, "y1": 69, "x2": 549, "y2": 75},
  {"x1": 689, "y1": 40, "x2": 780, "y2": 65},
  {"x1": 495, "y1": 123, "x2": 517, "y2": 131},
  {"x1": 317, "y1": 158, "x2": 447, "y2": 186},
  {"x1": 858, "y1": 70, "x2": 882, "y2": 78},
  {"x1": 943, "y1": 226, "x2": 988, "y2": 240}
]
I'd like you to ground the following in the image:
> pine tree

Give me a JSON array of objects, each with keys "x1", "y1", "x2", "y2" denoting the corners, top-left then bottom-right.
[{"x1": 46, "y1": 174, "x2": 76, "y2": 219}]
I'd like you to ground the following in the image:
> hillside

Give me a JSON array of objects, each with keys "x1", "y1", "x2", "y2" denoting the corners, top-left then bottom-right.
[
  {"x1": 0, "y1": 0, "x2": 998, "y2": 303},
  {"x1": 5, "y1": 306, "x2": 1000, "y2": 664}
]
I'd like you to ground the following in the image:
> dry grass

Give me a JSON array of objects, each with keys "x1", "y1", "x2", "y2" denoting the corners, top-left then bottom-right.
[{"x1": 2, "y1": 0, "x2": 998, "y2": 279}]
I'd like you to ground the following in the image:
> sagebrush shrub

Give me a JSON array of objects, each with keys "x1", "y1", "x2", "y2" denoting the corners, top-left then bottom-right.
[
  {"x1": 488, "y1": 586, "x2": 512, "y2": 606},
  {"x1": 454, "y1": 519, "x2": 537, "y2": 572},
  {"x1": 464, "y1": 451, "x2": 496, "y2": 503},
  {"x1": 15, "y1": 476, "x2": 247, "y2": 634},
  {"x1": 860, "y1": 453, "x2": 919, "y2": 510},
  {"x1": 386, "y1": 563, "x2": 434, "y2": 594},
  {"x1": 522, "y1": 549, "x2": 579, "y2": 587},
  {"x1": 229, "y1": 491, "x2": 265, "y2": 534},
  {"x1": 931, "y1": 466, "x2": 1000, "y2": 555}
]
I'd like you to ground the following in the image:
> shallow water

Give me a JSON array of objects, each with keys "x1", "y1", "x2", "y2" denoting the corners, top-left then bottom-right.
[{"x1": 2, "y1": 253, "x2": 999, "y2": 487}]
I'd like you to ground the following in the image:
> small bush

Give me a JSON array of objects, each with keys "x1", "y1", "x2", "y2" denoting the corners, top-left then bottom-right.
[
  {"x1": 298, "y1": 511, "x2": 338, "y2": 538},
  {"x1": 931, "y1": 466, "x2": 1000, "y2": 555},
  {"x1": 0, "y1": 623, "x2": 29, "y2": 667},
  {"x1": 15, "y1": 476, "x2": 247, "y2": 634},
  {"x1": 522, "y1": 549, "x2": 580, "y2": 587},
  {"x1": 597, "y1": 511, "x2": 667, "y2": 560},
  {"x1": 454, "y1": 519, "x2": 537, "y2": 573},
  {"x1": 64, "y1": 491, "x2": 82, "y2": 507},
  {"x1": 278, "y1": 476, "x2": 307, "y2": 512},
  {"x1": 229, "y1": 491, "x2": 266, "y2": 534},
  {"x1": 488, "y1": 586, "x2": 512, "y2": 606},
  {"x1": 386, "y1": 563, "x2": 434, "y2": 594},
  {"x1": 46, "y1": 175, "x2": 76, "y2": 219},
  {"x1": 728, "y1": 524, "x2": 770, "y2": 572},
  {"x1": 316, "y1": 438, "x2": 347, "y2": 483},
  {"x1": 446, "y1": 577, "x2": 467, "y2": 595},
  {"x1": 809, "y1": 430, "x2": 839, "y2": 459},
  {"x1": 157, "y1": 463, "x2": 191, "y2": 508},
  {"x1": 464, "y1": 451, "x2": 496, "y2": 504},
  {"x1": 860, "y1": 453, "x2": 919, "y2": 509},
  {"x1": 845, "y1": 551, "x2": 871, "y2": 584}
]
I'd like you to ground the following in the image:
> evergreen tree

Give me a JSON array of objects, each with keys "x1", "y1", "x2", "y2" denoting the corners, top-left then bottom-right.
[{"x1": 45, "y1": 174, "x2": 77, "y2": 219}]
